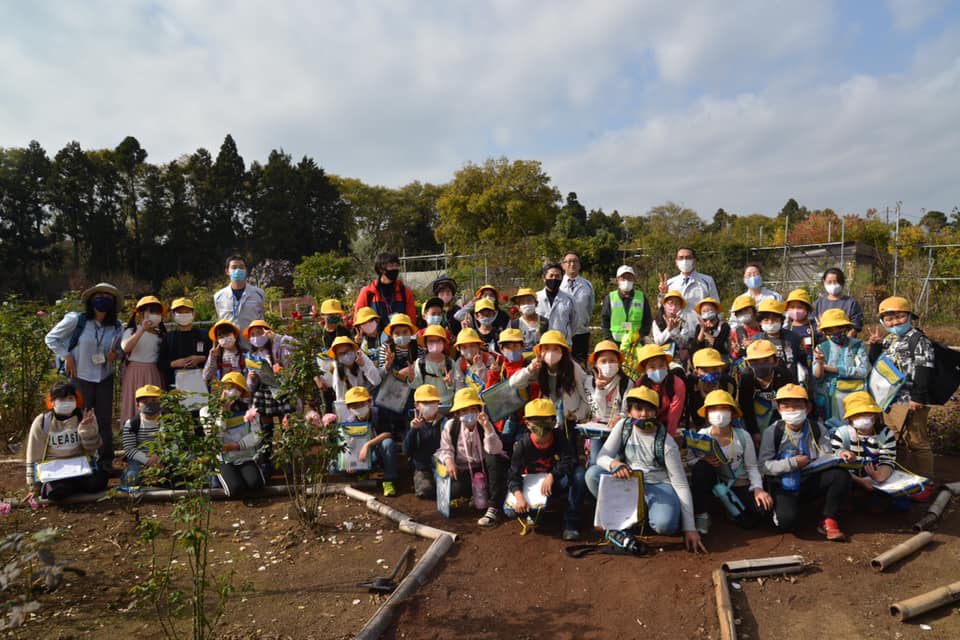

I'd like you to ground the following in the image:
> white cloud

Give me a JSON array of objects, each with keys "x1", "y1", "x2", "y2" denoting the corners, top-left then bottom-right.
[{"x1": 886, "y1": 0, "x2": 949, "y2": 31}]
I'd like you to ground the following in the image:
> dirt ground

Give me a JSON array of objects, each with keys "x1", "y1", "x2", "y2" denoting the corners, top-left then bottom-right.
[{"x1": 2, "y1": 456, "x2": 959, "y2": 640}]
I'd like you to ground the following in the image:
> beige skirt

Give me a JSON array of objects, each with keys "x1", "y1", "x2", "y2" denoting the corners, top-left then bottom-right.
[{"x1": 121, "y1": 362, "x2": 165, "y2": 426}]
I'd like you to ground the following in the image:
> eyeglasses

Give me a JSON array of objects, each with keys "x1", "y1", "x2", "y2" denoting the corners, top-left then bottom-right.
[{"x1": 562, "y1": 259, "x2": 580, "y2": 264}]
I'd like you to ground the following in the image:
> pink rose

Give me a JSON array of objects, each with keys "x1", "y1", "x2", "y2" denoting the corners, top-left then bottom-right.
[
  {"x1": 304, "y1": 411, "x2": 320, "y2": 426},
  {"x1": 36, "y1": 310, "x2": 46, "y2": 317},
  {"x1": 322, "y1": 413, "x2": 338, "y2": 427},
  {"x1": 282, "y1": 415, "x2": 290, "y2": 430},
  {"x1": 27, "y1": 496, "x2": 39, "y2": 510},
  {"x1": 0, "y1": 502, "x2": 11, "y2": 516},
  {"x1": 244, "y1": 407, "x2": 259, "y2": 423}
]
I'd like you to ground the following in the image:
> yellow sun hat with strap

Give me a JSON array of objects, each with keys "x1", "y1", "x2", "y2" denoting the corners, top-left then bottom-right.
[
  {"x1": 498, "y1": 328, "x2": 525, "y2": 345},
  {"x1": 344, "y1": 386, "x2": 371, "y2": 405},
  {"x1": 731, "y1": 295, "x2": 756, "y2": 313},
  {"x1": 220, "y1": 371, "x2": 249, "y2": 397},
  {"x1": 692, "y1": 348, "x2": 725, "y2": 369},
  {"x1": 414, "y1": 384, "x2": 441, "y2": 403},
  {"x1": 354, "y1": 307, "x2": 380, "y2": 327},
  {"x1": 775, "y1": 383, "x2": 809, "y2": 401},
  {"x1": 327, "y1": 336, "x2": 359, "y2": 359},
  {"x1": 417, "y1": 324, "x2": 450, "y2": 348},
  {"x1": 818, "y1": 308, "x2": 854, "y2": 331},
  {"x1": 533, "y1": 330, "x2": 570, "y2": 356},
  {"x1": 135, "y1": 384, "x2": 164, "y2": 400},
  {"x1": 384, "y1": 313, "x2": 417, "y2": 336},
  {"x1": 696, "y1": 297, "x2": 723, "y2": 314},
  {"x1": 745, "y1": 339, "x2": 777, "y2": 361},
  {"x1": 625, "y1": 386, "x2": 659, "y2": 408},
  {"x1": 588, "y1": 340, "x2": 623, "y2": 367},
  {"x1": 842, "y1": 391, "x2": 882, "y2": 418},
  {"x1": 785, "y1": 289, "x2": 812, "y2": 308},
  {"x1": 320, "y1": 299, "x2": 344, "y2": 315},
  {"x1": 524, "y1": 398, "x2": 557, "y2": 419},
  {"x1": 697, "y1": 389, "x2": 742, "y2": 417},
  {"x1": 450, "y1": 387, "x2": 484, "y2": 413},
  {"x1": 635, "y1": 343, "x2": 672, "y2": 368}
]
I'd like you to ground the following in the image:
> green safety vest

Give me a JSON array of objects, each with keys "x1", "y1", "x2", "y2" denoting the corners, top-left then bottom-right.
[{"x1": 609, "y1": 291, "x2": 646, "y2": 341}]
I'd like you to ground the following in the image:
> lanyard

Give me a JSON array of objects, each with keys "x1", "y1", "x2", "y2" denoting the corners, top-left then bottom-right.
[
  {"x1": 94, "y1": 322, "x2": 108, "y2": 349},
  {"x1": 232, "y1": 293, "x2": 242, "y2": 319},
  {"x1": 783, "y1": 423, "x2": 809, "y2": 457}
]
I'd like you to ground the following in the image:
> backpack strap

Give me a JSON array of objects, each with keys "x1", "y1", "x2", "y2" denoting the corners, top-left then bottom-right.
[
  {"x1": 618, "y1": 375, "x2": 631, "y2": 398},
  {"x1": 449, "y1": 417, "x2": 461, "y2": 467},
  {"x1": 67, "y1": 313, "x2": 87, "y2": 353},
  {"x1": 129, "y1": 415, "x2": 142, "y2": 435},
  {"x1": 654, "y1": 424, "x2": 666, "y2": 467},
  {"x1": 773, "y1": 421, "x2": 785, "y2": 453},
  {"x1": 841, "y1": 426, "x2": 851, "y2": 451}
]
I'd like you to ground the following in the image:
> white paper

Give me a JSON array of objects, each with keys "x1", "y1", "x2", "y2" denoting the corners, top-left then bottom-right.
[
  {"x1": 575, "y1": 421, "x2": 611, "y2": 438},
  {"x1": 505, "y1": 472, "x2": 550, "y2": 509},
  {"x1": 36, "y1": 456, "x2": 93, "y2": 482},
  {"x1": 872, "y1": 469, "x2": 929, "y2": 496},
  {"x1": 593, "y1": 473, "x2": 641, "y2": 531},
  {"x1": 174, "y1": 368, "x2": 209, "y2": 410},
  {"x1": 374, "y1": 373, "x2": 411, "y2": 414},
  {"x1": 337, "y1": 434, "x2": 371, "y2": 473}
]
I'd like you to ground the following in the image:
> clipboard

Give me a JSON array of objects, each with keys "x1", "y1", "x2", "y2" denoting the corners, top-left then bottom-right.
[
  {"x1": 374, "y1": 372, "x2": 411, "y2": 414},
  {"x1": 480, "y1": 380, "x2": 526, "y2": 422},
  {"x1": 245, "y1": 354, "x2": 277, "y2": 387},
  {"x1": 335, "y1": 421, "x2": 372, "y2": 473},
  {"x1": 36, "y1": 456, "x2": 93, "y2": 482},
  {"x1": 435, "y1": 456, "x2": 452, "y2": 518},
  {"x1": 593, "y1": 471, "x2": 645, "y2": 531},
  {"x1": 869, "y1": 354, "x2": 906, "y2": 411},
  {"x1": 174, "y1": 368, "x2": 209, "y2": 410},
  {"x1": 505, "y1": 472, "x2": 551, "y2": 510}
]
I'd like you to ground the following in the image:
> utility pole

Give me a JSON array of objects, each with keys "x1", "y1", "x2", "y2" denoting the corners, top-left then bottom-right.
[{"x1": 893, "y1": 201, "x2": 902, "y2": 295}]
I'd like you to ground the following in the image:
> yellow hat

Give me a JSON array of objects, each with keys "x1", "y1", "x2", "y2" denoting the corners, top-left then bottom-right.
[
  {"x1": 662, "y1": 290, "x2": 686, "y2": 308},
  {"x1": 785, "y1": 289, "x2": 812, "y2": 308},
  {"x1": 136, "y1": 295, "x2": 167, "y2": 315},
  {"x1": 878, "y1": 296, "x2": 914, "y2": 317},
  {"x1": 625, "y1": 386, "x2": 659, "y2": 408},
  {"x1": 454, "y1": 327, "x2": 484, "y2": 347},
  {"x1": 818, "y1": 308, "x2": 854, "y2": 331},
  {"x1": 524, "y1": 398, "x2": 557, "y2": 419},
  {"x1": 757, "y1": 298, "x2": 786, "y2": 316},
  {"x1": 843, "y1": 391, "x2": 882, "y2": 419},
  {"x1": 511, "y1": 287, "x2": 537, "y2": 302},
  {"x1": 696, "y1": 297, "x2": 723, "y2": 314},
  {"x1": 533, "y1": 330, "x2": 570, "y2": 356},
  {"x1": 344, "y1": 386, "x2": 371, "y2": 405},
  {"x1": 589, "y1": 340, "x2": 623, "y2": 367},
  {"x1": 243, "y1": 319, "x2": 273, "y2": 340},
  {"x1": 135, "y1": 384, "x2": 163, "y2": 400},
  {"x1": 635, "y1": 343, "x2": 672, "y2": 368},
  {"x1": 731, "y1": 295, "x2": 756, "y2": 313},
  {"x1": 775, "y1": 383, "x2": 809, "y2": 402},
  {"x1": 320, "y1": 299, "x2": 344, "y2": 315},
  {"x1": 474, "y1": 298, "x2": 496, "y2": 313},
  {"x1": 475, "y1": 284, "x2": 499, "y2": 299},
  {"x1": 450, "y1": 387, "x2": 483, "y2": 413},
  {"x1": 353, "y1": 307, "x2": 380, "y2": 327},
  {"x1": 697, "y1": 389, "x2": 743, "y2": 418},
  {"x1": 692, "y1": 348, "x2": 725, "y2": 369},
  {"x1": 414, "y1": 384, "x2": 441, "y2": 403},
  {"x1": 418, "y1": 324, "x2": 450, "y2": 348},
  {"x1": 384, "y1": 313, "x2": 417, "y2": 336},
  {"x1": 745, "y1": 339, "x2": 777, "y2": 360},
  {"x1": 498, "y1": 328, "x2": 525, "y2": 345},
  {"x1": 170, "y1": 297, "x2": 194, "y2": 311},
  {"x1": 327, "y1": 336, "x2": 359, "y2": 358},
  {"x1": 220, "y1": 371, "x2": 249, "y2": 397},
  {"x1": 208, "y1": 319, "x2": 241, "y2": 342}
]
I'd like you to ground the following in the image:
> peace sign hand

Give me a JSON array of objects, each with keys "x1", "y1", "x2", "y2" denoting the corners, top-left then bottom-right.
[
  {"x1": 869, "y1": 325, "x2": 884, "y2": 344},
  {"x1": 658, "y1": 273, "x2": 669, "y2": 294}
]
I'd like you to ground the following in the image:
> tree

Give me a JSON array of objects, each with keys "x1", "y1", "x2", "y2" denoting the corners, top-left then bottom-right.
[
  {"x1": 645, "y1": 201, "x2": 703, "y2": 238},
  {"x1": 113, "y1": 136, "x2": 148, "y2": 273},
  {"x1": 209, "y1": 134, "x2": 246, "y2": 265},
  {"x1": 293, "y1": 251, "x2": 355, "y2": 301},
  {"x1": 554, "y1": 192, "x2": 588, "y2": 238},
  {"x1": 920, "y1": 210, "x2": 948, "y2": 233},
  {"x1": 0, "y1": 142, "x2": 54, "y2": 294},
  {"x1": 49, "y1": 142, "x2": 97, "y2": 270},
  {"x1": 778, "y1": 197, "x2": 809, "y2": 224},
  {"x1": 711, "y1": 207, "x2": 736, "y2": 232}
]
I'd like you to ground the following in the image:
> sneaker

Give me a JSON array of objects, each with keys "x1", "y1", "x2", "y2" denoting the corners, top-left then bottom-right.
[
  {"x1": 477, "y1": 507, "x2": 499, "y2": 526},
  {"x1": 911, "y1": 485, "x2": 934, "y2": 503},
  {"x1": 817, "y1": 517, "x2": 847, "y2": 542},
  {"x1": 561, "y1": 528, "x2": 581, "y2": 541},
  {"x1": 695, "y1": 512, "x2": 711, "y2": 535},
  {"x1": 382, "y1": 481, "x2": 396, "y2": 497}
]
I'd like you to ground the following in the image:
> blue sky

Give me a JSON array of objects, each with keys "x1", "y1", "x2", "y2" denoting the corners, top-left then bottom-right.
[{"x1": 1, "y1": 1, "x2": 958, "y2": 223}]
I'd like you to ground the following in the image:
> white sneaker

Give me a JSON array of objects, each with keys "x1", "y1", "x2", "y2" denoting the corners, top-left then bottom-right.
[
  {"x1": 695, "y1": 512, "x2": 711, "y2": 535},
  {"x1": 477, "y1": 507, "x2": 499, "y2": 526}
]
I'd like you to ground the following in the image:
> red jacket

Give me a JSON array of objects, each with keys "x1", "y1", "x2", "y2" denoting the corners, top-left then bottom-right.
[{"x1": 354, "y1": 279, "x2": 417, "y2": 328}]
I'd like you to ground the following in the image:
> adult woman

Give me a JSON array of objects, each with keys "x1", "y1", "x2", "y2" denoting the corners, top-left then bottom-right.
[
  {"x1": 812, "y1": 268, "x2": 864, "y2": 334},
  {"x1": 120, "y1": 296, "x2": 168, "y2": 425}
]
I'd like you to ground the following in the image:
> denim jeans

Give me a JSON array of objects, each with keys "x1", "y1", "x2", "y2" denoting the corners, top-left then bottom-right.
[
  {"x1": 369, "y1": 437, "x2": 398, "y2": 482},
  {"x1": 503, "y1": 466, "x2": 586, "y2": 528},
  {"x1": 124, "y1": 459, "x2": 144, "y2": 487},
  {"x1": 585, "y1": 464, "x2": 681, "y2": 535}
]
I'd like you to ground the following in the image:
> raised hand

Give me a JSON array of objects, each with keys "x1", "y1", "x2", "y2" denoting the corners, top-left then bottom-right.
[{"x1": 658, "y1": 272, "x2": 669, "y2": 294}]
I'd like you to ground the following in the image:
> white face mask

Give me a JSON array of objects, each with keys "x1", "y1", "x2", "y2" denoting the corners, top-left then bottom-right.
[
  {"x1": 618, "y1": 280, "x2": 634, "y2": 293},
  {"x1": 780, "y1": 408, "x2": 807, "y2": 425},
  {"x1": 352, "y1": 405, "x2": 370, "y2": 420},
  {"x1": 144, "y1": 313, "x2": 162, "y2": 325},
  {"x1": 597, "y1": 362, "x2": 619, "y2": 378},
  {"x1": 825, "y1": 283, "x2": 842, "y2": 296},
  {"x1": 520, "y1": 304, "x2": 536, "y2": 317},
  {"x1": 427, "y1": 342, "x2": 445, "y2": 354},
  {"x1": 218, "y1": 335, "x2": 236, "y2": 349},
  {"x1": 736, "y1": 312, "x2": 754, "y2": 324},
  {"x1": 852, "y1": 416, "x2": 875, "y2": 432},
  {"x1": 761, "y1": 321, "x2": 782, "y2": 334},
  {"x1": 542, "y1": 351, "x2": 562, "y2": 366},
  {"x1": 460, "y1": 411, "x2": 479, "y2": 426},
  {"x1": 224, "y1": 388, "x2": 241, "y2": 400},
  {"x1": 393, "y1": 335, "x2": 412, "y2": 347},
  {"x1": 484, "y1": 295, "x2": 497, "y2": 303},
  {"x1": 53, "y1": 399, "x2": 76, "y2": 415},
  {"x1": 361, "y1": 320, "x2": 379, "y2": 337},
  {"x1": 420, "y1": 403, "x2": 439, "y2": 420},
  {"x1": 677, "y1": 258, "x2": 694, "y2": 274},
  {"x1": 708, "y1": 409, "x2": 732, "y2": 428},
  {"x1": 174, "y1": 312, "x2": 193, "y2": 326}
]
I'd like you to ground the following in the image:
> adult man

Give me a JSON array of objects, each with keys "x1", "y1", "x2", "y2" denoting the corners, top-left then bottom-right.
[
  {"x1": 354, "y1": 251, "x2": 417, "y2": 331},
  {"x1": 561, "y1": 251, "x2": 595, "y2": 363},
  {"x1": 660, "y1": 247, "x2": 719, "y2": 310},
  {"x1": 536, "y1": 262, "x2": 578, "y2": 344},
  {"x1": 213, "y1": 256, "x2": 265, "y2": 346},
  {"x1": 601, "y1": 265, "x2": 652, "y2": 345}
]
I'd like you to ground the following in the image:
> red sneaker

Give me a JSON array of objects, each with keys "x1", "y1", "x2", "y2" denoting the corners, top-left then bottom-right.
[
  {"x1": 817, "y1": 517, "x2": 847, "y2": 542},
  {"x1": 910, "y1": 486, "x2": 935, "y2": 503}
]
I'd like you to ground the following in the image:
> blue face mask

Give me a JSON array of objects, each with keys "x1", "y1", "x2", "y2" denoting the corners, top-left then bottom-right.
[
  {"x1": 426, "y1": 315, "x2": 444, "y2": 326},
  {"x1": 887, "y1": 321, "x2": 911, "y2": 337},
  {"x1": 230, "y1": 268, "x2": 246, "y2": 283},
  {"x1": 478, "y1": 315, "x2": 495, "y2": 326},
  {"x1": 744, "y1": 275, "x2": 763, "y2": 289},
  {"x1": 504, "y1": 350, "x2": 523, "y2": 362},
  {"x1": 700, "y1": 372, "x2": 721, "y2": 385},
  {"x1": 646, "y1": 368, "x2": 668, "y2": 384}
]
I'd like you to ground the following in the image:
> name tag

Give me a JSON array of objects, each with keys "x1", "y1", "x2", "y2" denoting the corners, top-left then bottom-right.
[
  {"x1": 197, "y1": 341, "x2": 205, "y2": 353},
  {"x1": 91, "y1": 353, "x2": 106, "y2": 365},
  {"x1": 620, "y1": 322, "x2": 632, "y2": 333}
]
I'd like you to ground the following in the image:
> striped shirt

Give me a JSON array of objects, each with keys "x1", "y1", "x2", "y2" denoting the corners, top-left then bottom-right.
[
  {"x1": 122, "y1": 416, "x2": 162, "y2": 465},
  {"x1": 830, "y1": 425, "x2": 897, "y2": 473}
]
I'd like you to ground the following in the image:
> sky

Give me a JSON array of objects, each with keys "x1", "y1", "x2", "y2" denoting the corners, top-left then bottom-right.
[{"x1": 1, "y1": 1, "x2": 958, "y2": 223}]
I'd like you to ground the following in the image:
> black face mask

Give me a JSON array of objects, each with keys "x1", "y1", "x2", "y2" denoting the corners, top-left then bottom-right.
[
  {"x1": 752, "y1": 363, "x2": 775, "y2": 378},
  {"x1": 92, "y1": 297, "x2": 115, "y2": 312},
  {"x1": 545, "y1": 278, "x2": 562, "y2": 292},
  {"x1": 829, "y1": 334, "x2": 848, "y2": 346},
  {"x1": 383, "y1": 268, "x2": 400, "y2": 282},
  {"x1": 141, "y1": 401, "x2": 162, "y2": 416}
]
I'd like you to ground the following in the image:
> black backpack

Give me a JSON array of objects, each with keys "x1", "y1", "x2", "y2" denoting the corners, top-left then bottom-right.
[
  {"x1": 772, "y1": 419, "x2": 822, "y2": 453},
  {"x1": 618, "y1": 418, "x2": 666, "y2": 467},
  {"x1": 55, "y1": 313, "x2": 122, "y2": 374},
  {"x1": 908, "y1": 331, "x2": 960, "y2": 405}
]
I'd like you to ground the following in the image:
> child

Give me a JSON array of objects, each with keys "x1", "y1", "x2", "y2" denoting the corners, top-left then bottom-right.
[
  {"x1": 411, "y1": 325, "x2": 455, "y2": 410},
  {"x1": 729, "y1": 295, "x2": 762, "y2": 362},
  {"x1": 202, "y1": 372, "x2": 264, "y2": 498},
  {"x1": 244, "y1": 319, "x2": 293, "y2": 474},
  {"x1": 634, "y1": 344, "x2": 686, "y2": 437},
  {"x1": 417, "y1": 297, "x2": 455, "y2": 344},
  {"x1": 456, "y1": 284, "x2": 510, "y2": 332},
  {"x1": 430, "y1": 274, "x2": 462, "y2": 335},
  {"x1": 758, "y1": 384, "x2": 851, "y2": 541},
  {"x1": 404, "y1": 384, "x2": 444, "y2": 498},
  {"x1": 756, "y1": 298, "x2": 804, "y2": 381},
  {"x1": 587, "y1": 340, "x2": 633, "y2": 424},
  {"x1": 166, "y1": 297, "x2": 211, "y2": 390},
  {"x1": 831, "y1": 391, "x2": 897, "y2": 502},
  {"x1": 329, "y1": 336, "x2": 382, "y2": 402},
  {"x1": 472, "y1": 298, "x2": 502, "y2": 352},
  {"x1": 350, "y1": 386, "x2": 398, "y2": 497},
  {"x1": 785, "y1": 289, "x2": 819, "y2": 369},
  {"x1": 317, "y1": 298, "x2": 352, "y2": 352},
  {"x1": 585, "y1": 387, "x2": 706, "y2": 552},
  {"x1": 24, "y1": 381, "x2": 106, "y2": 500},
  {"x1": 508, "y1": 287, "x2": 548, "y2": 351},
  {"x1": 691, "y1": 297, "x2": 731, "y2": 356},
  {"x1": 504, "y1": 398, "x2": 586, "y2": 541},
  {"x1": 453, "y1": 328, "x2": 496, "y2": 392},
  {"x1": 203, "y1": 320, "x2": 245, "y2": 382},
  {"x1": 352, "y1": 306, "x2": 382, "y2": 363},
  {"x1": 378, "y1": 313, "x2": 419, "y2": 383},
  {"x1": 868, "y1": 296, "x2": 936, "y2": 496},
  {"x1": 690, "y1": 390, "x2": 772, "y2": 535},
  {"x1": 812, "y1": 309, "x2": 868, "y2": 421},
  {"x1": 686, "y1": 348, "x2": 737, "y2": 429},
  {"x1": 738, "y1": 339, "x2": 796, "y2": 446},
  {"x1": 120, "y1": 295, "x2": 169, "y2": 425},
  {"x1": 121, "y1": 384, "x2": 164, "y2": 487},
  {"x1": 484, "y1": 328, "x2": 532, "y2": 451},
  {"x1": 651, "y1": 290, "x2": 697, "y2": 368},
  {"x1": 436, "y1": 387, "x2": 508, "y2": 526}
]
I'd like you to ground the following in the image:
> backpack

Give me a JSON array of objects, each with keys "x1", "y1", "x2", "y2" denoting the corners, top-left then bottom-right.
[
  {"x1": 908, "y1": 331, "x2": 960, "y2": 405},
  {"x1": 419, "y1": 357, "x2": 454, "y2": 383},
  {"x1": 618, "y1": 418, "x2": 667, "y2": 467},
  {"x1": 127, "y1": 415, "x2": 142, "y2": 435},
  {"x1": 55, "y1": 313, "x2": 122, "y2": 374},
  {"x1": 772, "y1": 419, "x2": 822, "y2": 453}
]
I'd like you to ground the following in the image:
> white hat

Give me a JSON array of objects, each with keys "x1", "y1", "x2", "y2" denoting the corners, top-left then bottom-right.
[{"x1": 616, "y1": 265, "x2": 635, "y2": 278}]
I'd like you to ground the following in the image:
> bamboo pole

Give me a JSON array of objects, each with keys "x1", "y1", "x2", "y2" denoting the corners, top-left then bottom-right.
[
  {"x1": 870, "y1": 532, "x2": 934, "y2": 572},
  {"x1": 713, "y1": 569, "x2": 737, "y2": 640},
  {"x1": 722, "y1": 555, "x2": 804, "y2": 575},
  {"x1": 891, "y1": 580, "x2": 960, "y2": 621},
  {"x1": 399, "y1": 519, "x2": 460, "y2": 542},
  {"x1": 912, "y1": 488, "x2": 955, "y2": 531}
]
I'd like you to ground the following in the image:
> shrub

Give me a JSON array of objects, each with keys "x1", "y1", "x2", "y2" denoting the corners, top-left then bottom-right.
[{"x1": 929, "y1": 400, "x2": 960, "y2": 456}]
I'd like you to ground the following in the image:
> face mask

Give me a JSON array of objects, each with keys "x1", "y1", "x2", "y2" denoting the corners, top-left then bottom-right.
[
  {"x1": 478, "y1": 315, "x2": 495, "y2": 326},
  {"x1": 529, "y1": 422, "x2": 552, "y2": 439},
  {"x1": 230, "y1": 268, "x2": 246, "y2": 283},
  {"x1": 736, "y1": 312, "x2": 754, "y2": 324},
  {"x1": 677, "y1": 258, "x2": 694, "y2": 274},
  {"x1": 426, "y1": 315, "x2": 443, "y2": 326},
  {"x1": 700, "y1": 311, "x2": 718, "y2": 321},
  {"x1": 829, "y1": 333, "x2": 848, "y2": 346},
  {"x1": 174, "y1": 312, "x2": 194, "y2": 326},
  {"x1": 141, "y1": 401, "x2": 161, "y2": 416},
  {"x1": 361, "y1": 320, "x2": 379, "y2": 337},
  {"x1": 92, "y1": 296, "x2": 115, "y2": 312},
  {"x1": 852, "y1": 416, "x2": 875, "y2": 432},
  {"x1": 143, "y1": 313, "x2": 162, "y2": 325},
  {"x1": 887, "y1": 321, "x2": 911, "y2": 337},
  {"x1": 780, "y1": 408, "x2": 807, "y2": 425},
  {"x1": 461, "y1": 347, "x2": 479, "y2": 360},
  {"x1": 700, "y1": 371, "x2": 721, "y2": 385},
  {"x1": 484, "y1": 295, "x2": 497, "y2": 303},
  {"x1": 218, "y1": 335, "x2": 236, "y2": 349},
  {"x1": 631, "y1": 418, "x2": 658, "y2": 430},
  {"x1": 520, "y1": 304, "x2": 536, "y2": 316},
  {"x1": 751, "y1": 363, "x2": 774, "y2": 378},
  {"x1": 663, "y1": 303, "x2": 680, "y2": 316},
  {"x1": 250, "y1": 335, "x2": 269, "y2": 348},
  {"x1": 384, "y1": 268, "x2": 400, "y2": 282},
  {"x1": 393, "y1": 335, "x2": 412, "y2": 347},
  {"x1": 224, "y1": 388, "x2": 241, "y2": 400},
  {"x1": 352, "y1": 405, "x2": 370, "y2": 420},
  {"x1": 744, "y1": 275, "x2": 763, "y2": 289},
  {"x1": 787, "y1": 308, "x2": 808, "y2": 322},
  {"x1": 53, "y1": 400, "x2": 76, "y2": 415},
  {"x1": 504, "y1": 349, "x2": 523, "y2": 362},
  {"x1": 325, "y1": 315, "x2": 342, "y2": 326},
  {"x1": 438, "y1": 291, "x2": 453, "y2": 304},
  {"x1": 708, "y1": 409, "x2": 732, "y2": 428},
  {"x1": 544, "y1": 278, "x2": 562, "y2": 292},
  {"x1": 618, "y1": 280, "x2": 634, "y2": 293},
  {"x1": 542, "y1": 351, "x2": 562, "y2": 366},
  {"x1": 646, "y1": 368, "x2": 667, "y2": 384},
  {"x1": 598, "y1": 362, "x2": 619, "y2": 378},
  {"x1": 420, "y1": 403, "x2": 439, "y2": 420},
  {"x1": 338, "y1": 351, "x2": 357, "y2": 366},
  {"x1": 761, "y1": 321, "x2": 782, "y2": 334},
  {"x1": 460, "y1": 411, "x2": 479, "y2": 426},
  {"x1": 427, "y1": 342, "x2": 445, "y2": 354},
  {"x1": 824, "y1": 283, "x2": 842, "y2": 296}
]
